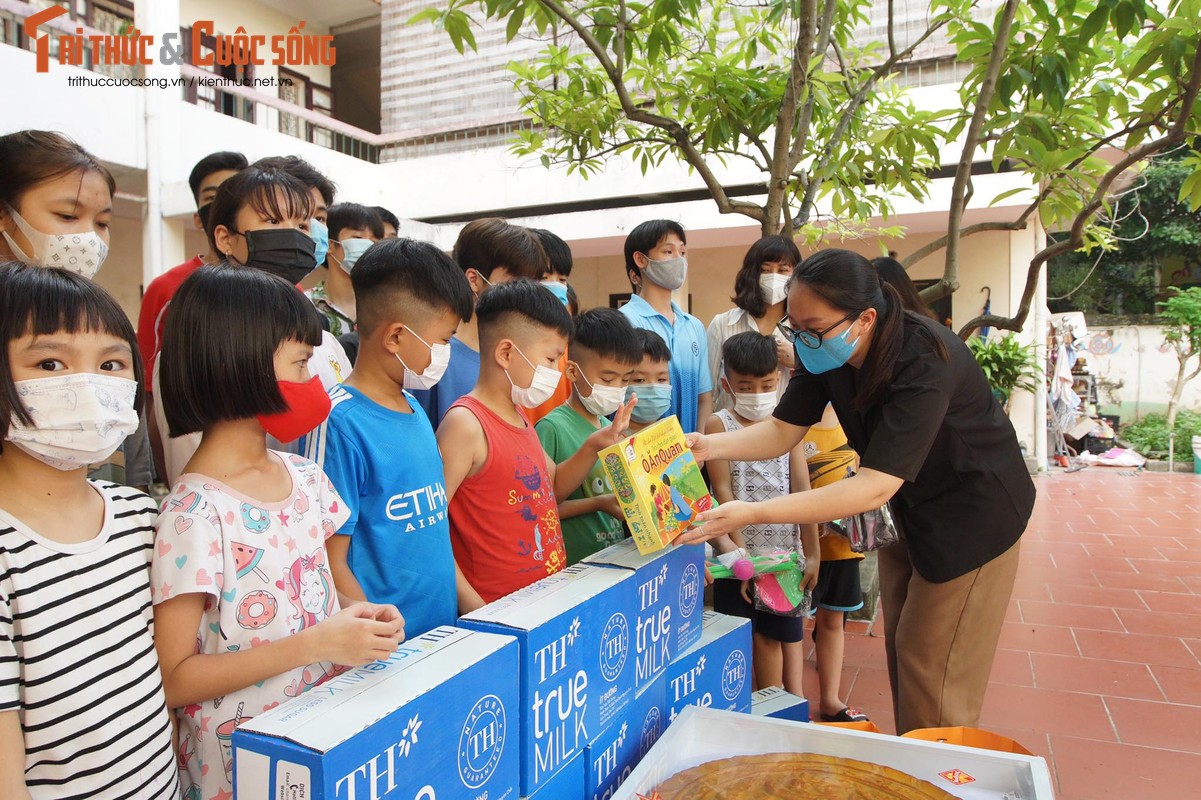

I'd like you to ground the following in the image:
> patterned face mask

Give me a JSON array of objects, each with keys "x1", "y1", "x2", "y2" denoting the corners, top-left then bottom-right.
[
  {"x1": 6, "y1": 373, "x2": 138, "y2": 470},
  {"x1": 3, "y1": 205, "x2": 109, "y2": 278}
]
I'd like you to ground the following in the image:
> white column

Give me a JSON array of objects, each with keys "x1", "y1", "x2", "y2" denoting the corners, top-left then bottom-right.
[
  {"x1": 1032, "y1": 222, "x2": 1049, "y2": 472},
  {"x1": 135, "y1": 0, "x2": 184, "y2": 286}
]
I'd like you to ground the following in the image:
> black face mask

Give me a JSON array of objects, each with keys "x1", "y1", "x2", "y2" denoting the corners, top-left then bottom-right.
[
  {"x1": 197, "y1": 203, "x2": 213, "y2": 230},
  {"x1": 235, "y1": 228, "x2": 317, "y2": 285}
]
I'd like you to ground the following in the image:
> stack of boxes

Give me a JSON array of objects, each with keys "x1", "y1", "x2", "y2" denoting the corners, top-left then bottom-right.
[{"x1": 231, "y1": 544, "x2": 755, "y2": 800}]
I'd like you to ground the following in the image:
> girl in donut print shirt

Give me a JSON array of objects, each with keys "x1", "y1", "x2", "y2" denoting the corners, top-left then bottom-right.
[{"x1": 150, "y1": 266, "x2": 404, "y2": 800}]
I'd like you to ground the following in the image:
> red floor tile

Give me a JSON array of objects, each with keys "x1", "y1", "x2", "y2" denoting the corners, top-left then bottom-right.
[
  {"x1": 997, "y1": 622, "x2": 1081, "y2": 656},
  {"x1": 1074, "y1": 628, "x2": 1199, "y2": 668},
  {"x1": 1114, "y1": 608, "x2": 1201, "y2": 639},
  {"x1": 1105, "y1": 697, "x2": 1201, "y2": 753},
  {"x1": 1009, "y1": 578, "x2": 1054, "y2": 602},
  {"x1": 1135, "y1": 589, "x2": 1201, "y2": 614},
  {"x1": 1149, "y1": 664, "x2": 1201, "y2": 706},
  {"x1": 1029, "y1": 652, "x2": 1163, "y2": 700},
  {"x1": 1050, "y1": 735, "x2": 1201, "y2": 799},
  {"x1": 988, "y1": 648, "x2": 1035, "y2": 687},
  {"x1": 978, "y1": 684, "x2": 1115, "y2": 740},
  {"x1": 1089, "y1": 568, "x2": 1190, "y2": 593},
  {"x1": 1048, "y1": 583, "x2": 1148, "y2": 609},
  {"x1": 1019, "y1": 599, "x2": 1125, "y2": 631}
]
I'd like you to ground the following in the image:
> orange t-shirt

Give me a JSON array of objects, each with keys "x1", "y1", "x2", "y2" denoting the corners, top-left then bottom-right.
[
  {"x1": 802, "y1": 424, "x2": 864, "y2": 562},
  {"x1": 525, "y1": 351, "x2": 571, "y2": 425}
]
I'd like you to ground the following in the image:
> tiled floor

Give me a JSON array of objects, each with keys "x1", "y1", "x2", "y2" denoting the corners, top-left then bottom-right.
[{"x1": 799, "y1": 469, "x2": 1201, "y2": 799}]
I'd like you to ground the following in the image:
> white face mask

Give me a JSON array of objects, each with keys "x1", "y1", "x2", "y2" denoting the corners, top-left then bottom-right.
[
  {"x1": 642, "y1": 255, "x2": 688, "y2": 290},
  {"x1": 3, "y1": 205, "x2": 109, "y2": 278},
  {"x1": 507, "y1": 344, "x2": 562, "y2": 408},
  {"x1": 6, "y1": 373, "x2": 138, "y2": 471},
  {"x1": 396, "y1": 327, "x2": 452, "y2": 391},
  {"x1": 574, "y1": 366, "x2": 626, "y2": 417},
  {"x1": 759, "y1": 273, "x2": 790, "y2": 306},
  {"x1": 725, "y1": 375, "x2": 777, "y2": 422}
]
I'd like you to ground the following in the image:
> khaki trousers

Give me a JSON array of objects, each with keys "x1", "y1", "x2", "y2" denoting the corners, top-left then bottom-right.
[{"x1": 878, "y1": 537, "x2": 1020, "y2": 734}]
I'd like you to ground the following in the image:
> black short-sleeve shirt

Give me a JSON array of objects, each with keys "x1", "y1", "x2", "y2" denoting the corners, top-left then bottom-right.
[{"x1": 775, "y1": 313, "x2": 1035, "y2": 583}]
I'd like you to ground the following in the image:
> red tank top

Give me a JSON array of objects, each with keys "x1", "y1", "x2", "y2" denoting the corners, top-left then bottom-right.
[{"x1": 448, "y1": 395, "x2": 566, "y2": 602}]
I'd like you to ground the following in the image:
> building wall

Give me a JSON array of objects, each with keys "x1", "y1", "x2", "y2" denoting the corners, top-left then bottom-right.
[{"x1": 1076, "y1": 324, "x2": 1201, "y2": 421}]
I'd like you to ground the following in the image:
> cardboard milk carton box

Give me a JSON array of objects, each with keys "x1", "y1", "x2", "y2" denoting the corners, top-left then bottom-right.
[
  {"x1": 523, "y1": 750, "x2": 585, "y2": 800},
  {"x1": 751, "y1": 686, "x2": 810, "y2": 722},
  {"x1": 583, "y1": 540, "x2": 704, "y2": 690},
  {"x1": 460, "y1": 564, "x2": 637, "y2": 796},
  {"x1": 665, "y1": 611, "x2": 752, "y2": 722},
  {"x1": 233, "y1": 626, "x2": 518, "y2": 800},
  {"x1": 597, "y1": 416, "x2": 716, "y2": 554},
  {"x1": 585, "y1": 670, "x2": 668, "y2": 800}
]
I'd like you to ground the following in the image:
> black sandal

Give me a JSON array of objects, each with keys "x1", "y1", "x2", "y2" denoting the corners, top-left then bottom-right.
[{"x1": 820, "y1": 706, "x2": 870, "y2": 723}]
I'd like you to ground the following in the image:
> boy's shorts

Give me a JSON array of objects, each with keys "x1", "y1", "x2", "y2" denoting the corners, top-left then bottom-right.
[
  {"x1": 713, "y1": 579, "x2": 805, "y2": 643},
  {"x1": 810, "y1": 557, "x2": 864, "y2": 614}
]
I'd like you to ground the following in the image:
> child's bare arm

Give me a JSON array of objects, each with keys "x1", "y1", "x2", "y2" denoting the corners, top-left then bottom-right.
[
  {"x1": 557, "y1": 496, "x2": 619, "y2": 521},
  {"x1": 327, "y1": 534, "x2": 367, "y2": 605},
  {"x1": 549, "y1": 396, "x2": 636, "y2": 499},
  {"x1": 456, "y1": 560, "x2": 486, "y2": 614},
  {"x1": 696, "y1": 392, "x2": 713, "y2": 436},
  {"x1": 154, "y1": 593, "x2": 404, "y2": 709},
  {"x1": 789, "y1": 443, "x2": 821, "y2": 590},
  {"x1": 437, "y1": 406, "x2": 487, "y2": 503},
  {"x1": 0, "y1": 711, "x2": 31, "y2": 799},
  {"x1": 704, "y1": 415, "x2": 744, "y2": 554}
]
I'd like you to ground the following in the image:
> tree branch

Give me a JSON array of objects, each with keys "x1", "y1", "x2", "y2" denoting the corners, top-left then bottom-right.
[
  {"x1": 765, "y1": 0, "x2": 818, "y2": 234},
  {"x1": 886, "y1": 0, "x2": 897, "y2": 60},
  {"x1": 957, "y1": 38, "x2": 1201, "y2": 338},
  {"x1": 787, "y1": 0, "x2": 838, "y2": 180}
]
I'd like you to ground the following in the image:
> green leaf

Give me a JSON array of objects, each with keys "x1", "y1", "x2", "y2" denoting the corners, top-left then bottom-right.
[{"x1": 505, "y1": 5, "x2": 525, "y2": 42}]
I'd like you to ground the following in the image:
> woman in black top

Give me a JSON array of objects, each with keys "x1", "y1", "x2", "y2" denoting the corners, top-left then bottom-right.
[{"x1": 684, "y1": 248, "x2": 1035, "y2": 733}]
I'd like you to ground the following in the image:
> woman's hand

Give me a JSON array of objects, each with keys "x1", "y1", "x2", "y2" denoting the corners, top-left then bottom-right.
[
  {"x1": 684, "y1": 432, "x2": 711, "y2": 466},
  {"x1": 678, "y1": 500, "x2": 756, "y2": 545}
]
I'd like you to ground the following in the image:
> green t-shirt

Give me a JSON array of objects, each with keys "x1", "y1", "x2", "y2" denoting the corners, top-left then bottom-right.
[{"x1": 535, "y1": 404, "x2": 627, "y2": 564}]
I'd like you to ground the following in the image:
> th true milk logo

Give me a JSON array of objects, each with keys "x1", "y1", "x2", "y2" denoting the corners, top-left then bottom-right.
[
  {"x1": 722, "y1": 650, "x2": 748, "y2": 702},
  {"x1": 635, "y1": 564, "x2": 672, "y2": 683},
  {"x1": 639, "y1": 705, "x2": 662, "y2": 758},
  {"x1": 678, "y1": 562, "x2": 701, "y2": 618},
  {"x1": 532, "y1": 617, "x2": 589, "y2": 782},
  {"x1": 458, "y1": 694, "x2": 506, "y2": 788},
  {"x1": 599, "y1": 611, "x2": 630, "y2": 681}
]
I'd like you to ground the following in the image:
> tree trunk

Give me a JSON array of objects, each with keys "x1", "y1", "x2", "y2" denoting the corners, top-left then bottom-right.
[{"x1": 1166, "y1": 347, "x2": 1189, "y2": 430}]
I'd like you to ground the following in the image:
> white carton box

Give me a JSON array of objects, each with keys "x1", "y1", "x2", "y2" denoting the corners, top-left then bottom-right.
[
  {"x1": 233, "y1": 626, "x2": 520, "y2": 800},
  {"x1": 750, "y1": 686, "x2": 810, "y2": 722},
  {"x1": 460, "y1": 564, "x2": 637, "y2": 796},
  {"x1": 614, "y1": 706, "x2": 1057, "y2": 800}
]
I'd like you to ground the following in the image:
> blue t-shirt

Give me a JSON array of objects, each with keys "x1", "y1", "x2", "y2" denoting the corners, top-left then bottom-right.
[
  {"x1": 410, "y1": 336, "x2": 481, "y2": 428},
  {"x1": 302, "y1": 385, "x2": 456, "y2": 636},
  {"x1": 620, "y1": 294, "x2": 713, "y2": 433}
]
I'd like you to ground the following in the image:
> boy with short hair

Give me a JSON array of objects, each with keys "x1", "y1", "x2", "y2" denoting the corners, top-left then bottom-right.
[
  {"x1": 411, "y1": 217, "x2": 548, "y2": 426},
  {"x1": 373, "y1": 205, "x2": 400, "y2": 238},
  {"x1": 438, "y1": 280, "x2": 633, "y2": 604},
  {"x1": 303, "y1": 238, "x2": 475, "y2": 637},
  {"x1": 619, "y1": 219, "x2": 712, "y2": 434},
  {"x1": 307, "y1": 202, "x2": 384, "y2": 336},
  {"x1": 705, "y1": 331, "x2": 819, "y2": 695},
  {"x1": 536, "y1": 308, "x2": 642, "y2": 564},
  {"x1": 528, "y1": 228, "x2": 575, "y2": 424},
  {"x1": 623, "y1": 328, "x2": 673, "y2": 435}
]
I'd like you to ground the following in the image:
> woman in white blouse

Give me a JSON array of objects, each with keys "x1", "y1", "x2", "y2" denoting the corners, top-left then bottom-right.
[{"x1": 706, "y1": 235, "x2": 801, "y2": 411}]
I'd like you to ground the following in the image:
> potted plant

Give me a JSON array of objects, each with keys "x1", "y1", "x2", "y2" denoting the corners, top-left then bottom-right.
[{"x1": 967, "y1": 334, "x2": 1041, "y2": 411}]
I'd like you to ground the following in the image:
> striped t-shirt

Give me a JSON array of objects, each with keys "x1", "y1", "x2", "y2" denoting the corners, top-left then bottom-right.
[{"x1": 0, "y1": 481, "x2": 178, "y2": 799}]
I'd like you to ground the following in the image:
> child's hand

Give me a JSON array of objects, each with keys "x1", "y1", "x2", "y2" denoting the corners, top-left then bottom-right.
[
  {"x1": 584, "y1": 395, "x2": 638, "y2": 452},
  {"x1": 703, "y1": 565, "x2": 715, "y2": 586},
  {"x1": 740, "y1": 579, "x2": 753, "y2": 605},
  {"x1": 597, "y1": 494, "x2": 623, "y2": 520},
  {"x1": 684, "y1": 432, "x2": 711, "y2": 466},
  {"x1": 802, "y1": 561, "x2": 819, "y2": 593},
  {"x1": 309, "y1": 602, "x2": 405, "y2": 666}
]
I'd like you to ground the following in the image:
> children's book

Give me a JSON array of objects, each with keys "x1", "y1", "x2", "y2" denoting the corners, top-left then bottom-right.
[{"x1": 599, "y1": 416, "x2": 716, "y2": 554}]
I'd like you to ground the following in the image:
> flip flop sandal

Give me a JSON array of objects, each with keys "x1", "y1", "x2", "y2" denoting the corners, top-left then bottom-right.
[{"x1": 821, "y1": 706, "x2": 870, "y2": 723}]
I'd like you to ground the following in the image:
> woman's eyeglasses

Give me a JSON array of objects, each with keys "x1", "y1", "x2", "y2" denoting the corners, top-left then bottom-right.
[{"x1": 777, "y1": 310, "x2": 860, "y2": 349}]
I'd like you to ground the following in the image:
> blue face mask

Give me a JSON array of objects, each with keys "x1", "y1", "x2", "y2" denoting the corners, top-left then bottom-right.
[
  {"x1": 794, "y1": 325, "x2": 859, "y2": 375},
  {"x1": 337, "y1": 238, "x2": 374, "y2": 274},
  {"x1": 309, "y1": 218, "x2": 329, "y2": 266},
  {"x1": 541, "y1": 279, "x2": 570, "y2": 306},
  {"x1": 628, "y1": 384, "x2": 672, "y2": 422}
]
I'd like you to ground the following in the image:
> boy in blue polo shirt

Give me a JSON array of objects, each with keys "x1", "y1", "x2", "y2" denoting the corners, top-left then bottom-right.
[
  {"x1": 619, "y1": 219, "x2": 712, "y2": 433},
  {"x1": 303, "y1": 238, "x2": 475, "y2": 636}
]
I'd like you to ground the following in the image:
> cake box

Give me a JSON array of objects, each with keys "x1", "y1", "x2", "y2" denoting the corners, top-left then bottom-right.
[
  {"x1": 597, "y1": 416, "x2": 716, "y2": 554},
  {"x1": 613, "y1": 706, "x2": 1056, "y2": 800},
  {"x1": 584, "y1": 669, "x2": 668, "y2": 800},
  {"x1": 460, "y1": 564, "x2": 637, "y2": 796},
  {"x1": 665, "y1": 611, "x2": 752, "y2": 722},
  {"x1": 751, "y1": 686, "x2": 810, "y2": 722},
  {"x1": 232, "y1": 626, "x2": 519, "y2": 800},
  {"x1": 583, "y1": 540, "x2": 704, "y2": 690}
]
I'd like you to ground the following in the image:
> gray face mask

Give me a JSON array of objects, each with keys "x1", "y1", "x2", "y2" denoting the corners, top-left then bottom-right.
[{"x1": 642, "y1": 255, "x2": 688, "y2": 290}]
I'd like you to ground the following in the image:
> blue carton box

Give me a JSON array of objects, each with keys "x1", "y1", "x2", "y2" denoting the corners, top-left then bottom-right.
[
  {"x1": 751, "y1": 686, "x2": 810, "y2": 722},
  {"x1": 523, "y1": 750, "x2": 585, "y2": 800},
  {"x1": 665, "y1": 611, "x2": 752, "y2": 723},
  {"x1": 584, "y1": 670, "x2": 668, "y2": 800},
  {"x1": 460, "y1": 564, "x2": 637, "y2": 796},
  {"x1": 583, "y1": 540, "x2": 704, "y2": 690},
  {"x1": 232, "y1": 626, "x2": 518, "y2": 800}
]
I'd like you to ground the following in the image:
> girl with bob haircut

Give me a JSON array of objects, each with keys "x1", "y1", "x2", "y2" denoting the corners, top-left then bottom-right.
[
  {"x1": 707, "y1": 234, "x2": 802, "y2": 412},
  {"x1": 684, "y1": 248, "x2": 1035, "y2": 736},
  {"x1": 0, "y1": 264, "x2": 178, "y2": 798},
  {"x1": 0, "y1": 130, "x2": 115, "y2": 278},
  {"x1": 151, "y1": 265, "x2": 404, "y2": 800}
]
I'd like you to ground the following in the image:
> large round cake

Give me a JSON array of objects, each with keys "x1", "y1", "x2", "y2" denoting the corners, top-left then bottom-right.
[{"x1": 653, "y1": 752, "x2": 959, "y2": 799}]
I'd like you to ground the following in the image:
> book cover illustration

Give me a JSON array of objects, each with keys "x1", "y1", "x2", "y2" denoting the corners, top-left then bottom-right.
[{"x1": 599, "y1": 416, "x2": 716, "y2": 554}]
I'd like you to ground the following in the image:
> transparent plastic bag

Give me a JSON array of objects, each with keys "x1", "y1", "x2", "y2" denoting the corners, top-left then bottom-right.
[
  {"x1": 750, "y1": 549, "x2": 810, "y2": 617},
  {"x1": 829, "y1": 504, "x2": 900, "y2": 553}
]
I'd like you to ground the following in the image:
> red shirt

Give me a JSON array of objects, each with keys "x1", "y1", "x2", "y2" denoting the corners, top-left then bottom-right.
[
  {"x1": 448, "y1": 395, "x2": 566, "y2": 602},
  {"x1": 136, "y1": 256, "x2": 205, "y2": 387}
]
